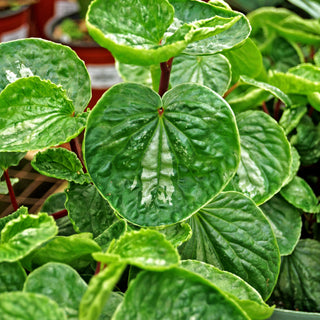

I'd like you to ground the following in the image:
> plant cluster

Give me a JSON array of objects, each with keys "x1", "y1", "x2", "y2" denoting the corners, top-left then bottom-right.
[{"x1": 0, "y1": 0, "x2": 319, "y2": 319}]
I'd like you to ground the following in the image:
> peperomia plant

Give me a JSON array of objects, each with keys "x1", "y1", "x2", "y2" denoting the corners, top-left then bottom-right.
[{"x1": 0, "y1": 0, "x2": 319, "y2": 319}]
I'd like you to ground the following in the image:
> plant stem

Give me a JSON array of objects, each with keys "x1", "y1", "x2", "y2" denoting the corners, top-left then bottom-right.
[
  {"x1": 273, "y1": 99, "x2": 282, "y2": 121},
  {"x1": 223, "y1": 82, "x2": 239, "y2": 99},
  {"x1": 70, "y1": 137, "x2": 87, "y2": 173},
  {"x1": 261, "y1": 101, "x2": 270, "y2": 115},
  {"x1": 3, "y1": 169, "x2": 19, "y2": 211},
  {"x1": 158, "y1": 57, "x2": 174, "y2": 97},
  {"x1": 308, "y1": 106, "x2": 314, "y2": 117},
  {"x1": 95, "y1": 262, "x2": 101, "y2": 275},
  {"x1": 51, "y1": 209, "x2": 68, "y2": 220}
]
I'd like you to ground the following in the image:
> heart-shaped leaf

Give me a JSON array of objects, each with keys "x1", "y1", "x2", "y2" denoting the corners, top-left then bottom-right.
[
  {"x1": 0, "y1": 152, "x2": 26, "y2": 170},
  {"x1": 84, "y1": 82, "x2": 240, "y2": 226},
  {"x1": 179, "y1": 191, "x2": 280, "y2": 300},
  {"x1": 0, "y1": 38, "x2": 91, "y2": 113},
  {"x1": 0, "y1": 77, "x2": 87, "y2": 152}
]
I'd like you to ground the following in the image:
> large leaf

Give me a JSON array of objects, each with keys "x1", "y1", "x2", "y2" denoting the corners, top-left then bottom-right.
[
  {"x1": 260, "y1": 194, "x2": 302, "y2": 256},
  {"x1": 0, "y1": 38, "x2": 91, "y2": 113},
  {"x1": 181, "y1": 260, "x2": 273, "y2": 320},
  {"x1": 179, "y1": 191, "x2": 280, "y2": 300},
  {"x1": 169, "y1": 0, "x2": 251, "y2": 55},
  {"x1": 279, "y1": 105, "x2": 307, "y2": 135},
  {"x1": 228, "y1": 111, "x2": 291, "y2": 205},
  {"x1": 280, "y1": 176, "x2": 319, "y2": 213},
  {"x1": 113, "y1": 268, "x2": 250, "y2": 320},
  {"x1": 84, "y1": 82, "x2": 240, "y2": 226},
  {"x1": 272, "y1": 239, "x2": 320, "y2": 312},
  {"x1": 24, "y1": 262, "x2": 87, "y2": 320},
  {"x1": 0, "y1": 152, "x2": 26, "y2": 170},
  {"x1": 0, "y1": 77, "x2": 87, "y2": 152},
  {"x1": 170, "y1": 53, "x2": 231, "y2": 95},
  {"x1": 0, "y1": 261, "x2": 26, "y2": 293},
  {"x1": 0, "y1": 291, "x2": 67, "y2": 320},
  {"x1": 65, "y1": 182, "x2": 116, "y2": 237},
  {"x1": 0, "y1": 212, "x2": 58, "y2": 263},
  {"x1": 93, "y1": 229, "x2": 179, "y2": 270},
  {"x1": 31, "y1": 148, "x2": 90, "y2": 184}
]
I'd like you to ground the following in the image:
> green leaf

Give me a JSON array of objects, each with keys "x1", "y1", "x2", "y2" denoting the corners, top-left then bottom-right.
[
  {"x1": 113, "y1": 268, "x2": 250, "y2": 320},
  {"x1": 288, "y1": 0, "x2": 320, "y2": 18},
  {"x1": 79, "y1": 262, "x2": 126, "y2": 320},
  {"x1": 169, "y1": 0, "x2": 251, "y2": 55},
  {"x1": 0, "y1": 77, "x2": 87, "y2": 152},
  {"x1": 0, "y1": 178, "x2": 19, "y2": 195},
  {"x1": 0, "y1": 38, "x2": 91, "y2": 113},
  {"x1": 179, "y1": 191, "x2": 280, "y2": 300},
  {"x1": 291, "y1": 115, "x2": 320, "y2": 165},
  {"x1": 284, "y1": 146, "x2": 300, "y2": 186},
  {"x1": 315, "y1": 49, "x2": 320, "y2": 66},
  {"x1": 240, "y1": 75, "x2": 291, "y2": 107},
  {"x1": 0, "y1": 212, "x2": 58, "y2": 263},
  {"x1": 116, "y1": 61, "x2": 152, "y2": 87},
  {"x1": 170, "y1": 54, "x2": 231, "y2": 95},
  {"x1": 279, "y1": 105, "x2": 307, "y2": 135},
  {"x1": 272, "y1": 239, "x2": 320, "y2": 312},
  {"x1": 0, "y1": 291, "x2": 67, "y2": 320},
  {"x1": 155, "y1": 222, "x2": 192, "y2": 247},
  {"x1": 280, "y1": 176, "x2": 319, "y2": 213},
  {"x1": 228, "y1": 111, "x2": 291, "y2": 205},
  {"x1": 0, "y1": 152, "x2": 26, "y2": 170},
  {"x1": 84, "y1": 82, "x2": 240, "y2": 227},
  {"x1": 24, "y1": 262, "x2": 87, "y2": 320},
  {"x1": 223, "y1": 38, "x2": 263, "y2": 81},
  {"x1": 94, "y1": 229, "x2": 179, "y2": 271},
  {"x1": 31, "y1": 148, "x2": 90, "y2": 184},
  {"x1": 94, "y1": 220, "x2": 127, "y2": 252},
  {"x1": 0, "y1": 206, "x2": 27, "y2": 234},
  {"x1": 181, "y1": 260, "x2": 273, "y2": 320},
  {"x1": 65, "y1": 182, "x2": 116, "y2": 237},
  {"x1": 0, "y1": 261, "x2": 26, "y2": 293},
  {"x1": 24, "y1": 233, "x2": 101, "y2": 270},
  {"x1": 260, "y1": 194, "x2": 302, "y2": 256}
]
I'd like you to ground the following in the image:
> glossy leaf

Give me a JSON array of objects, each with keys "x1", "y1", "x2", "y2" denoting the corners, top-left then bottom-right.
[
  {"x1": 0, "y1": 212, "x2": 58, "y2": 263},
  {"x1": 65, "y1": 182, "x2": 116, "y2": 237},
  {"x1": 0, "y1": 38, "x2": 91, "y2": 113},
  {"x1": 291, "y1": 115, "x2": 320, "y2": 165},
  {"x1": 181, "y1": 260, "x2": 273, "y2": 320},
  {"x1": 0, "y1": 77, "x2": 87, "y2": 152},
  {"x1": 24, "y1": 262, "x2": 87, "y2": 320},
  {"x1": 84, "y1": 82, "x2": 240, "y2": 226},
  {"x1": 79, "y1": 262, "x2": 126, "y2": 320},
  {"x1": 0, "y1": 261, "x2": 26, "y2": 293},
  {"x1": 155, "y1": 222, "x2": 192, "y2": 247},
  {"x1": 284, "y1": 146, "x2": 300, "y2": 186},
  {"x1": 229, "y1": 111, "x2": 291, "y2": 205},
  {"x1": 0, "y1": 152, "x2": 26, "y2": 170},
  {"x1": 288, "y1": 0, "x2": 320, "y2": 18},
  {"x1": 93, "y1": 229, "x2": 179, "y2": 271},
  {"x1": 113, "y1": 268, "x2": 250, "y2": 320},
  {"x1": 240, "y1": 76, "x2": 291, "y2": 107},
  {"x1": 169, "y1": 0, "x2": 251, "y2": 55},
  {"x1": 170, "y1": 54, "x2": 231, "y2": 95},
  {"x1": 280, "y1": 176, "x2": 319, "y2": 213},
  {"x1": 116, "y1": 61, "x2": 152, "y2": 87},
  {"x1": 0, "y1": 206, "x2": 27, "y2": 234},
  {"x1": 260, "y1": 194, "x2": 302, "y2": 256},
  {"x1": 272, "y1": 239, "x2": 320, "y2": 312},
  {"x1": 179, "y1": 191, "x2": 280, "y2": 300},
  {"x1": 24, "y1": 233, "x2": 101, "y2": 270},
  {"x1": 279, "y1": 105, "x2": 307, "y2": 135},
  {"x1": 31, "y1": 148, "x2": 90, "y2": 184},
  {"x1": 0, "y1": 291, "x2": 67, "y2": 320}
]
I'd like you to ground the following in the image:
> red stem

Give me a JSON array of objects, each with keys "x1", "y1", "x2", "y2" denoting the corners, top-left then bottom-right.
[
  {"x1": 223, "y1": 82, "x2": 239, "y2": 99},
  {"x1": 158, "y1": 58, "x2": 174, "y2": 97},
  {"x1": 3, "y1": 169, "x2": 19, "y2": 211},
  {"x1": 273, "y1": 99, "x2": 282, "y2": 121},
  {"x1": 51, "y1": 209, "x2": 68, "y2": 220},
  {"x1": 95, "y1": 262, "x2": 101, "y2": 275},
  {"x1": 262, "y1": 101, "x2": 270, "y2": 115},
  {"x1": 70, "y1": 137, "x2": 87, "y2": 173},
  {"x1": 308, "y1": 107, "x2": 314, "y2": 117}
]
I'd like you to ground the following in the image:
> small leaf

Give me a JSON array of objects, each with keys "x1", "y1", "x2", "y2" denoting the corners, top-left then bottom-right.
[
  {"x1": 112, "y1": 268, "x2": 250, "y2": 320},
  {"x1": 0, "y1": 152, "x2": 26, "y2": 170},
  {"x1": 181, "y1": 260, "x2": 274, "y2": 320},
  {"x1": 0, "y1": 291, "x2": 67, "y2": 320},
  {"x1": 155, "y1": 222, "x2": 192, "y2": 247},
  {"x1": 31, "y1": 148, "x2": 90, "y2": 184},
  {"x1": 24, "y1": 262, "x2": 87, "y2": 320},
  {"x1": 0, "y1": 206, "x2": 27, "y2": 233},
  {"x1": 279, "y1": 105, "x2": 307, "y2": 135},
  {"x1": 280, "y1": 176, "x2": 319, "y2": 213},
  {"x1": 179, "y1": 191, "x2": 280, "y2": 300},
  {"x1": 0, "y1": 261, "x2": 26, "y2": 293},
  {"x1": 0, "y1": 77, "x2": 87, "y2": 152},
  {"x1": 288, "y1": 0, "x2": 320, "y2": 18},
  {"x1": 260, "y1": 194, "x2": 302, "y2": 256},
  {"x1": 0, "y1": 212, "x2": 58, "y2": 263},
  {"x1": 0, "y1": 178, "x2": 19, "y2": 195},
  {"x1": 65, "y1": 182, "x2": 116, "y2": 237},
  {"x1": 94, "y1": 229, "x2": 180, "y2": 271},
  {"x1": 116, "y1": 61, "x2": 152, "y2": 87}
]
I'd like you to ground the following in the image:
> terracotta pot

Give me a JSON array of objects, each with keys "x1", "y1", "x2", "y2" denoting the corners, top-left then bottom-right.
[{"x1": 0, "y1": 6, "x2": 31, "y2": 42}]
